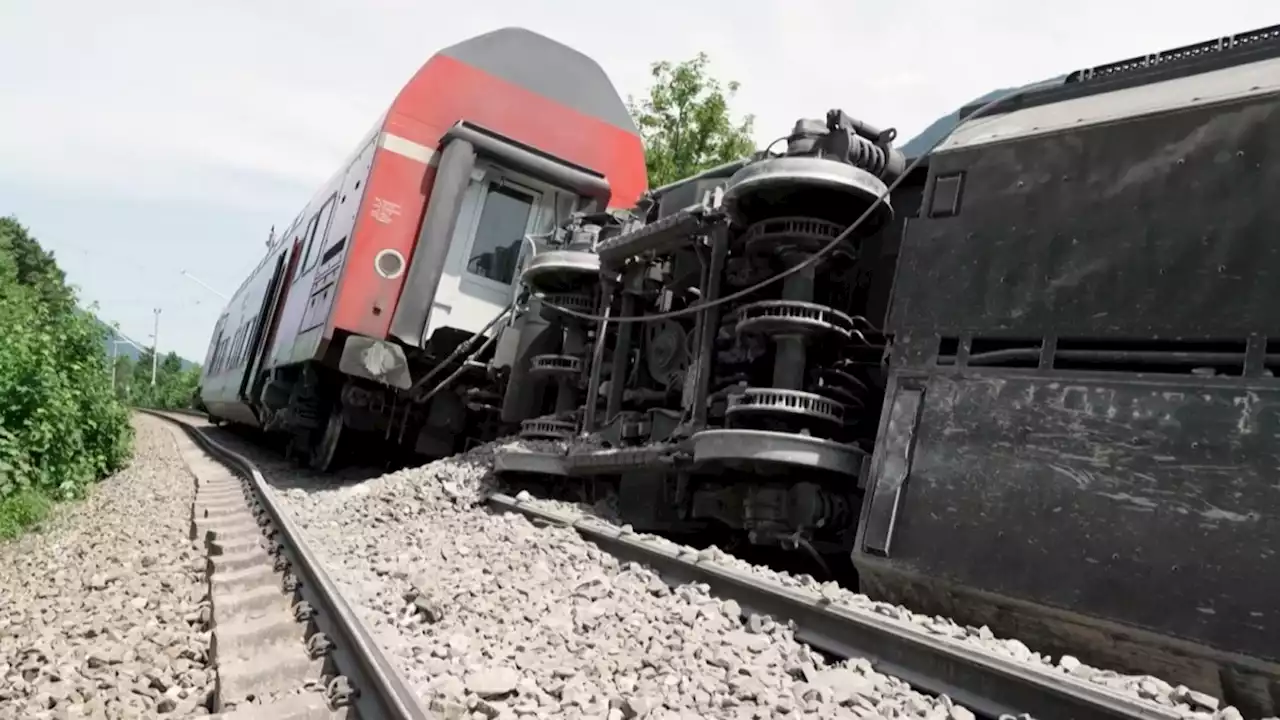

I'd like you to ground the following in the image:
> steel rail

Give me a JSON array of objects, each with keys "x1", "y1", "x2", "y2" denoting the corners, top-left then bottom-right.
[
  {"x1": 148, "y1": 407, "x2": 1175, "y2": 720},
  {"x1": 486, "y1": 493, "x2": 1180, "y2": 720},
  {"x1": 143, "y1": 410, "x2": 430, "y2": 720}
]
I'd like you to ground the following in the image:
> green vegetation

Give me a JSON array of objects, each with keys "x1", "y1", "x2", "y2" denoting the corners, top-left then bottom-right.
[
  {"x1": 0, "y1": 216, "x2": 135, "y2": 539},
  {"x1": 628, "y1": 52, "x2": 757, "y2": 188},
  {"x1": 110, "y1": 348, "x2": 202, "y2": 411}
]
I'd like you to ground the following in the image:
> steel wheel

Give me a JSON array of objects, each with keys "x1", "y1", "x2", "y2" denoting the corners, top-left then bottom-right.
[{"x1": 310, "y1": 407, "x2": 344, "y2": 472}]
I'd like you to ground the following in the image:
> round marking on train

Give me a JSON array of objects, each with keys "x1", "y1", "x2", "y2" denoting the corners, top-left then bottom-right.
[{"x1": 374, "y1": 249, "x2": 406, "y2": 279}]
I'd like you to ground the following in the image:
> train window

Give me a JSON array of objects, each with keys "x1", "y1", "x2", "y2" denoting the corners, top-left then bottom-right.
[
  {"x1": 243, "y1": 314, "x2": 258, "y2": 364},
  {"x1": 300, "y1": 194, "x2": 337, "y2": 276},
  {"x1": 298, "y1": 220, "x2": 320, "y2": 279},
  {"x1": 245, "y1": 315, "x2": 257, "y2": 355},
  {"x1": 292, "y1": 216, "x2": 315, "y2": 284},
  {"x1": 466, "y1": 182, "x2": 537, "y2": 286},
  {"x1": 231, "y1": 326, "x2": 245, "y2": 367},
  {"x1": 205, "y1": 321, "x2": 225, "y2": 370}
]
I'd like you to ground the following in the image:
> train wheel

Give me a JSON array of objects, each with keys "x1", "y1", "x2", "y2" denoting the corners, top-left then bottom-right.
[
  {"x1": 285, "y1": 432, "x2": 310, "y2": 467},
  {"x1": 309, "y1": 407, "x2": 345, "y2": 472}
]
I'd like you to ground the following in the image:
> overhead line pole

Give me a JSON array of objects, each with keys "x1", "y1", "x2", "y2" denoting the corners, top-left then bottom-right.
[
  {"x1": 105, "y1": 330, "x2": 147, "y2": 393},
  {"x1": 151, "y1": 308, "x2": 161, "y2": 386},
  {"x1": 108, "y1": 339, "x2": 141, "y2": 390}
]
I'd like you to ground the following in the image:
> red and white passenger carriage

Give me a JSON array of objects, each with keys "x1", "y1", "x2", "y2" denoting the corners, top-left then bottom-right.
[{"x1": 199, "y1": 28, "x2": 646, "y2": 469}]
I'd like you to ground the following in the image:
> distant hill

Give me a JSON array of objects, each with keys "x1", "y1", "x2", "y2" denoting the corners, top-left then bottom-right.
[
  {"x1": 97, "y1": 316, "x2": 198, "y2": 370},
  {"x1": 900, "y1": 87, "x2": 1015, "y2": 157},
  {"x1": 900, "y1": 76, "x2": 1067, "y2": 158}
]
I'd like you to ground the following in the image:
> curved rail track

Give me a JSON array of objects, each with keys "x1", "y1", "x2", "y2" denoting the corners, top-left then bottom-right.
[
  {"x1": 155, "y1": 409, "x2": 1222, "y2": 720},
  {"x1": 146, "y1": 410, "x2": 427, "y2": 720}
]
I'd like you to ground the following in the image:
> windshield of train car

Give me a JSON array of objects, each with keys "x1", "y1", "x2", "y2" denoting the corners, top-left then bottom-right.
[{"x1": 466, "y1": 182, "x2": 536, "y2": 286}]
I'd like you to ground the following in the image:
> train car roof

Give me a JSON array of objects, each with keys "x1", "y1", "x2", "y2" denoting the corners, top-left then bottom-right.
[
  {"x1": 955, "y1": 23, "x2": 1280, "y2": 125},
  {"x1": 381, "y1": 26, "x2": 648, "y2": 209},
  {"x1": 939, "y1": 23, "x2": 1280, "y2": 154},
  {"x1": 438, "y1": 27, "x2": 638, "y2": 135}
]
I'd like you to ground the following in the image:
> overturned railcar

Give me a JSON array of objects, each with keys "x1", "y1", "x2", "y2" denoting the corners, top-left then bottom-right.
[
  {"x1": 493, "y1": 22, "x2": 1280, "y2": 716},
  {"x1": 855, "y1": 26, "x2": 1280, "y2": 715},
  {"x1": 198, "y1": 28, "x2": 646, "y2": 469}
]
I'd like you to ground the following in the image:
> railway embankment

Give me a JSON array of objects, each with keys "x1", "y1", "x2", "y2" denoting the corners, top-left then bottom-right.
[{"x1": 0, "y1": 414, "x2": 213, "y2": 718}]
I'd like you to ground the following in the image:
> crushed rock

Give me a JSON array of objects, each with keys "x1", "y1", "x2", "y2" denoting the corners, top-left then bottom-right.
[
  {"x1": 204, "y1": 428, "x2": 1262, "y2": 720},
  {"x1": 0, "y1": 414, "x2": 214, "y2": 718}
]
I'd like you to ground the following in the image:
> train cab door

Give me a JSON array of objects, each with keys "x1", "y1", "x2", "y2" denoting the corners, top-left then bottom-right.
[
  {"x1": 424, "y1": 164, "x2": 554, "y2": 342},
  {"x1": 242, "y1": 239, "x2": 302, "y2": 413}
]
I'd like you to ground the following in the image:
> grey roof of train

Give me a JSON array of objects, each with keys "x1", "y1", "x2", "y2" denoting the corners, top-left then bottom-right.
[{"x1": 441, "y1": 27, "x2": 639, "y2": 135}]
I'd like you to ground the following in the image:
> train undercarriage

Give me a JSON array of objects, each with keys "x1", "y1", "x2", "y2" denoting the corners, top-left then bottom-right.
[{"x1": 489, "y1": 109, "x2": 903, "y2": 566}]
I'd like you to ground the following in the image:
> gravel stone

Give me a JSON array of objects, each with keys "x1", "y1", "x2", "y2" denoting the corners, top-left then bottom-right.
[
  {"x1": 206, "y1": 428, "x2": 1258, "y2": 720},
  {"x1": 0, "y1": 414, "x2": 213, "y2": 718},
  {"x1": 203, "y1": 433, "x2": 947, "y2": 719},
  {"x1": 466, "y1": 666, "x2": 520, "y2": 698},
  {"x1": 519, "y1": 492, "x2": 1253, "y2": 719}
]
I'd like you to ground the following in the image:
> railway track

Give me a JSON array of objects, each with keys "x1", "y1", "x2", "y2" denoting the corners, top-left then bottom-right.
[
  {"x1": 156, "y1": 410, "x2": 1253, "y2": 720},
  {"x1": 486, "y1": 495, "x2": 1216, "y2": 720},
  {"x1": 145, "y1": 410, "x2": 426, "y2": 719}
]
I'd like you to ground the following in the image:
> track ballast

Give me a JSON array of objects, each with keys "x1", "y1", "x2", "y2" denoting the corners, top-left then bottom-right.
[
  {"x1": 163, "y1": 412, "x2": 1271, "y2": 720},
  {"x1": 148, "y1": 411, "x2": 427, "y2": 719}
]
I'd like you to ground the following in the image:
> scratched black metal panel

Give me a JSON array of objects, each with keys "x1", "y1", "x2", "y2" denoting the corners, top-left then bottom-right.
[
  {"x1": 863, "y1": 162, "x2": 928, "y2": 328},
  {"x1": 861, "y1": 370, "x2": 1280, "y2": 661},
  {"x1": 891, "y1": 93, "x2": 1280, "y2": 338}
]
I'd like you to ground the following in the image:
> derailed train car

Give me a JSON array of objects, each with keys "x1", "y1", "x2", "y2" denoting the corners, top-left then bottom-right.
[
  {"x1": 491, "y1": 23, "x2": 1280, "y2": 716},
  {"x1": 855, "y1": 26, "x2": 1280, "y2": 714},
  {"x1": 198, "y1": 28, "x2": 646, "y2": 469},
  {"x1": 200, "y1": 22, "x2": 1280, "y2": 716}
]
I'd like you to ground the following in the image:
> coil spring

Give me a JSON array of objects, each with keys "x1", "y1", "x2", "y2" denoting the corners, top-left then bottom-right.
[
  {"x1": 847, "y1": 135, "x2": 894, "y2": 178},
  {"x1": 811, "y1": 366, "x2": 870, "y2": 414},
  {"x1": 812, "y1": 490, "x2": 854, "y2": 529}
]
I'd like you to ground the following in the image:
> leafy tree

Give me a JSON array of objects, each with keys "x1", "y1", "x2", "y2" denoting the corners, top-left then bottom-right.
[
  {"x1": 627, "y1": 53, "x2": 757, "y2": 188},
  {"x1": 131, "y1": 347, "x2": 156, "y2": 391},
  {"x1": 0, "y1": 215, "x2": 73, "y2": 313},
  {"x1": 111, "y1": 354, "x2": 134, "y2": 403},
  {"x1": 121, "y1": 348, "x2": 201, "y2": 411},
  {"x1": 0, "y1": 217, "x2": 133, "y2": 538}
]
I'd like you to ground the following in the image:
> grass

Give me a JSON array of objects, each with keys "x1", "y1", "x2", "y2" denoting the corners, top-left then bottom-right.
[{"x1": 0, "y1": 487, "x2": 52, "y2": 540}]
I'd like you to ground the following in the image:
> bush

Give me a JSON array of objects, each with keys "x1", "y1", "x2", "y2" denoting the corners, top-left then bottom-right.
[
  {"x1": 121, "y1": 350, "x2": 201, "y2": 411},
  {"x1": 0, "y1": 216, "x2": 134, "y2": 539}
]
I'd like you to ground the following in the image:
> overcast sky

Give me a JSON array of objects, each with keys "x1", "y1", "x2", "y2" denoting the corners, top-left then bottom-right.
[{"x1": 1, "y1": 1, "x2": 1275, "y2": 361}]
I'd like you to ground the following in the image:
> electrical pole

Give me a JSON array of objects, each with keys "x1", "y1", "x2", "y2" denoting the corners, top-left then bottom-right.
[
  {"x1": 151, "y1": 308, "x2": 161, "y2": 386},
  {"x1": 108, "y1": 334, "x2": 145, "y2": 395}
]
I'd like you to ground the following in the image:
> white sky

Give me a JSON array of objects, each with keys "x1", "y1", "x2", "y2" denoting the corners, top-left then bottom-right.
[{"x1": 1, "y1": 1, "x2": 1275, "y2": 361}]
